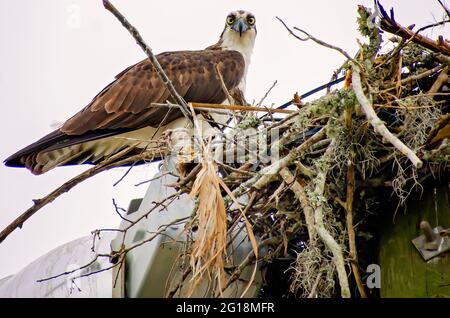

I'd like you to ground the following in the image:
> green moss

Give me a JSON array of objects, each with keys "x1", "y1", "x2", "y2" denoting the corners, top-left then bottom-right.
[
  {"x1": 238, "y1": 115, "x2": 262, "y2": 129},
  {"x1": 357, "y1": 5, "x2": 382, "y2": 61}
]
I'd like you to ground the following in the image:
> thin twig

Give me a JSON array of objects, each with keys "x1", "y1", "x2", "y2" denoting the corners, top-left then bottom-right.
[
  {"x1": 256, "y1": 80, "x2": 278, "y2": 107},
  {"x1": 192, "y1": 102, "x2": 295, "y2": 114},
  {"x1": 428, "y1": 66, "x2": 449, "y2": 94},
  {"x1": 437, "y1": 0, "x2": 450, "y2": 18},
  {"x1": 103, "y1": 0, "x2": 192, "y2": 122},
  {"x1": 0, "y1": 146, "x2": 164, "y2": 244},
  {"x1": 344, "y1": 107, "x2": 368, "y2": 298},
  {"x1": 377, "y1": 1, "x2": 450, "y2": 55},
  {"x1": 150, "y1": 102, "x2": 295, "y2": 114},
  {"x1": 276, "y1": 17, "x2": 361, "y2": 68},
  {"x1": 214, "y1": 64, "x2": 235, "y2": 105},
  {"x1": 279, "y1": 168, "x2": 316, "y2": 242},
  {"x1": 379, "y1": 64, "x2": 444, "y2": 93},
  {"x1": 134, "y1": 171, "x2": 171, "y2": 187},
  {"x1": 112, "y1": 198, "x2": 133, "y2": 223},
  {"x1": 247, "y1": 126, "x2": 327, "y2": 191},
  {"x1": 307, "y1": 269, "x2": 323, "y2": 298}
]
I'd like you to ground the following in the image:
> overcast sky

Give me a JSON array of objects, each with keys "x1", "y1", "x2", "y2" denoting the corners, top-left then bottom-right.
[{"x1": 0, "y1": 0, "x2": 448, "y2": 278}]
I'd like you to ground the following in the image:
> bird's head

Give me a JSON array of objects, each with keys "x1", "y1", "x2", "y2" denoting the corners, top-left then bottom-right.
[
  {"x1": 224, "y1": 10, "x2": 257, "y2": 38},
  {"x1": 218, "y1": 10, "x2": 257, "y2": 54}
]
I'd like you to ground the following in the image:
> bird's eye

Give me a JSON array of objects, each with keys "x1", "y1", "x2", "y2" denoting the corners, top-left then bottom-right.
[
  {"x1": 247, "y1": 17, "x2": 255, "y2": 25},
  {"x1": 227, "y1": 16, "x2": 235, "y2": 25}
]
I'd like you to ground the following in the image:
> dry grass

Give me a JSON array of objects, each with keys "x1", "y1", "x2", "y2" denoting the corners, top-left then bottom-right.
[{"x1": 188, "y1": 141, "x2": 228, "y2": 296}]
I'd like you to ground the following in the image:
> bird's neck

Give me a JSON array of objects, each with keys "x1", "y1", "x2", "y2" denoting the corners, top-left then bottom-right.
[
  {"x1": 210, "y1": 28, "x2": 256, "y2": 93},
  {"x1": 219, "y1": 29, "x2": 255, "y2": 65}
]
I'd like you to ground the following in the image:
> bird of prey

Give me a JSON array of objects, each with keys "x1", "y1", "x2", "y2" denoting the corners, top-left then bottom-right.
[{"x1": 5, "y1": 10, "x2": 257, "y2": 175}]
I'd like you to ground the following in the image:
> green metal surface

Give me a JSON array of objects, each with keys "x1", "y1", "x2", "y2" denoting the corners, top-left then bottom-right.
[{"x1": 379, "y1": 183, "x2": 450, "y2": 298}]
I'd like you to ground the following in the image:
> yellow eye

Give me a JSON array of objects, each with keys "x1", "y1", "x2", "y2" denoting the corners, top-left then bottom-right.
[
  {"x1": 247, "y1": 17, "x2": 255, "y2": 25},
  {"x1": 227, "y1": 16, "x2": 235, "y2": 25}
]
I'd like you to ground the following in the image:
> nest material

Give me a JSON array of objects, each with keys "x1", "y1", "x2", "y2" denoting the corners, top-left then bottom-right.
[
  {"x1": 173, "y1": 2, "x2": 450, "y2": 298},
  {"x1": 4, "y1": 0, "x2": 448, "y2": 298}
]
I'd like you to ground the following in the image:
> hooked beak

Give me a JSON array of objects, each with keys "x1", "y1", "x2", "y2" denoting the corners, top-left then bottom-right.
[{"x1": 232, "y1": 19, "x2": 249, "y2": 37}]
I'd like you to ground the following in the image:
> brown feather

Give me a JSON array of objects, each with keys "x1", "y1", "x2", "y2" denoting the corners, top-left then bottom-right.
[{"x1": 4, "y1": 49, "x2": 245, "y2": 174}]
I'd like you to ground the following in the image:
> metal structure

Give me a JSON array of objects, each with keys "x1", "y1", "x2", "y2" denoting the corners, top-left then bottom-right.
[{"x1": 0, "y1": 166, "x2": 261, "y2": 297}]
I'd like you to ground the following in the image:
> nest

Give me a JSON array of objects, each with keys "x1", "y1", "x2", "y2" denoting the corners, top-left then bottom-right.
[
  {"x1": 169, "y1": 2, "x2": 450, "y2": 298},
  {"x1": 3, "y1": 1, "x2": 448, "y2": 299}
]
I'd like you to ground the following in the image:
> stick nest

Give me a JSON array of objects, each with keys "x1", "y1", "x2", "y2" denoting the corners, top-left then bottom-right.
[{"x1": 170, "y1": 2, "x2": 449, "y2": 298}]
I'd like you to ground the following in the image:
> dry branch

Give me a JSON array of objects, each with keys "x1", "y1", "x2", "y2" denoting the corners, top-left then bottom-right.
[
  {"x1": 437, "y1": 0, "x2": 450, "y2": 18},
  {"x1": 377, "y1": 0, "x2": 450, "y2": 55},
  {"x1": 279, "y1": 168, "x2": 316, "y2": 242},
  {"x1": 103, "y1": 0, "x2": 192, "y2": 122},
  {"x1": 344, "y1": 108, "x2": 367, "y2": 298},
  {"x1": 352, "y1": 64, "x2": 423, "y2": 168},
  {"x1": 312, "y1": 144, "x2": 350, "y2": 298},
  {"x1": 0, "y1": 147, "x2": 165, "y2": 244},
  {"x1": 277, "y1": 17, "x2": 361, "y2": 68},
  {"x1": 249, "y1": 126, "x2": 327, "y2": 191}
]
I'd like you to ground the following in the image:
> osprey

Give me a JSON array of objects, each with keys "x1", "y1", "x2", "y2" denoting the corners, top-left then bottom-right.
[{"x1": 5, "y1": 10, "x2": 257, "y2": 175}]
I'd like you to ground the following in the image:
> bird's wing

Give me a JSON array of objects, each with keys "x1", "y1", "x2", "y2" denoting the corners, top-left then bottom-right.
[
  {"x1": 63, "y1": 49, "x2": 244, "y2": 134},
  {"x1": 5, "y1": 50, "x2": 245, "y2": 168}
]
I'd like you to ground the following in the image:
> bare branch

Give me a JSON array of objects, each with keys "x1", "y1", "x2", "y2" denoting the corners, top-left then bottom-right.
[
  {"x1": 351, "y1": 64, "x2": 423, "y2": 168},
  {"x1": 279, "y1": 168, "x2": 316, "y2": 242},
  {"x1": 0, "y1": 146, "x2": 166, "y2": 244},
  {"x1": 214, "y1": 64, "x2": 235, "y2": 105},
  {"x1": 102, "y1": 0, "x2": 192, "y2": 122},
  {"x1": 344, "y1": 108, "x2": 368, "y2": 298},
  {"x1": 437, "y1": 0, "x2": 450, "y2": 18},
  {"x1": 312, "y1": 143, "x2": 350, "y2": 298},
  {"x1": 276, "y1": 17, "x2": 360, "y2": 67}
]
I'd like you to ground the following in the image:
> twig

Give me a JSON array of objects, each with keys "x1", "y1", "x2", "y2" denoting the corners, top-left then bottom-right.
[
  {"x1": 134, "y1": 171, "x2": 171, "y2": 187},
  {"x1": 0, "y1": 147, "x2": 141, "y2": 244},
  {"x1": 344, "y1": 107, "x2": 368, "y2": 298},
  {"x1": 166, "y1": 163, "x2": 202, "y2": 188},
  {"x1": 378, "y1": 64, "x2": 445, "y2": 93},
  {"x1": 167, "y1": 267, "x2": 192, "y2": 298},
  {"x1": 276, "y1": 17, "x2": 361, "y2": 68},
  {"x1": 214, "y1": 64, "x2": 235, "y2": 105},
  {"x1": 250, "y1": 126, "x2": 327, "y2": 191},
  {"x1": 295, "y1": 162, "x2": 315, "y2": 179},
  {"x1": 438, "y1": 0, "x2": 450, "y2": 18},
  {"x1": 37, "y1": 253, "x2": 111, "y2": 282},
  {"x1": 0, "y1": 146, "x2": 166, "y2": 244},
  {"x1": 311, "y1": 143, "x2": 350, "y2": 298},
  {"x1": 376, "y1": 18, "x2": 449, "y2": 69},
  {"x1": 215, "y1": 161, "x2": 257, "y2": 177},
  {"x1": 214, "y1": 237, "x2": 280, "y2": 297},
  {"x1": 351, "y1": 64, "x2": 423, "y2": 168},
  {"x1": 307, "y1": 269, "x2": 323, "y2": 298},
  {"x1": 428, "y1": 66, "x2": 449, "y2": 94},
  {"x1": 150, "y1": 102, "x2": 294, "y2": 114},
  {"x1": 377, "y1": 1, "x2": 450, "y2": 55},
  {"x1": 256, "y1": 80, "x2": 278, "y2": 107},
  {"x1": 192, "y1": 102, "x2": 295, "y2": 114},
  {"x1": 102, "y1": 0, "x2": 192, "y2": 122},
  {"x1": 279, "y1": 168, "x2": 316, "y2": 242},
  {"x1": 400, "y1": 65, "x2": 444, "y2": 85},
  {"x1": 39, "y1": 213, "x2": 189, "y2": 284},
  {"x1": 112, "y1": 198, "x2": 133, "y2": 223}
]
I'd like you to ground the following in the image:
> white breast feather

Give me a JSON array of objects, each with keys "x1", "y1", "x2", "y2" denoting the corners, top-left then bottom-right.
[{"x1": 220, "y1": 29, "x2": 256, "y2": 94}]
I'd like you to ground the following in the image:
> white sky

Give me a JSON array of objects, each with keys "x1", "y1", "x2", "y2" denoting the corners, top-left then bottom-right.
[{"x1": 0, "y1": 0, "x2": 448, "y2": 278}]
